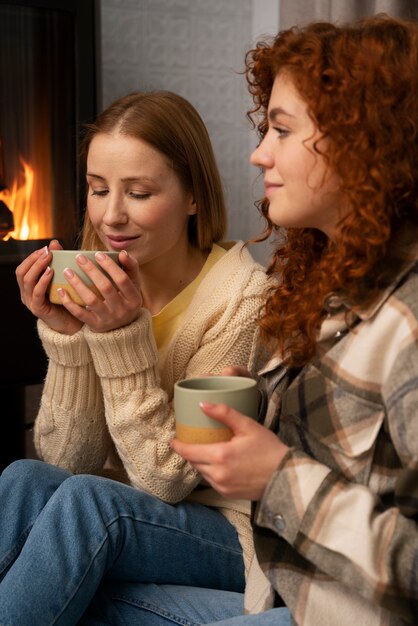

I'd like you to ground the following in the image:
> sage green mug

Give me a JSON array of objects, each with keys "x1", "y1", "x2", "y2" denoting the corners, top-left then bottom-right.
[
  {"x1": 48, "y1": 250, "x2": 120, "y2": 306},
  {"x1": 174, "y1": 376, "x2": 259, "y2": 444}
]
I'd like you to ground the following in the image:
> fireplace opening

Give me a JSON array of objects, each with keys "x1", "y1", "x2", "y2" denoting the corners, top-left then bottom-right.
[
  {"x1": 0, "y1": 0, "x2": 99, "y2": 252},
  {"x1": 0, "y1": 0, "x2": 99, "y2": 469}
]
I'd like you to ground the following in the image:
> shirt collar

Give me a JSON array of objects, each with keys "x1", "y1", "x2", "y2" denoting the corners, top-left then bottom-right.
[
  {"x1": 338, "y1": 241, "x2": 418, "y2": 321},
  {"x1": 258, "y1": 236, "x2": 418, "y2": 376}
]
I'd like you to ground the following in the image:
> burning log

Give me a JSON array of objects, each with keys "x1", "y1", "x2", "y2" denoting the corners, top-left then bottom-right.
[{"x1": 0, "y1": 198, "x2": 14, "y2": 239}]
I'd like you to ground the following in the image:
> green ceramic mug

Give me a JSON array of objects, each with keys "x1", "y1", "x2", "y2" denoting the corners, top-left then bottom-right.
[
  {"x1": 48, "y1": 249, "x2": 120, "y2": 306},
  {"x1": 174, "y1": 376, "x2": 259, "y2": 444}
]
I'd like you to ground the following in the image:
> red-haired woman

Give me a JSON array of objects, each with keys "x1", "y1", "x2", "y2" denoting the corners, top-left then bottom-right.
[{"x1": 168, "y1": 13, "x2": 418, "y2": 626}]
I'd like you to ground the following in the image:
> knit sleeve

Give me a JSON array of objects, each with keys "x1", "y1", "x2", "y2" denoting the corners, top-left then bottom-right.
[
  {"x1": 34, "y1": 319, "x2": 109, "y2": 472},
  {"x1": 83, "y1": 264, "x2": 267, "y2": 503},
  {"x1": 83, "y1": 311, "x2": 178, "y2": 497}
]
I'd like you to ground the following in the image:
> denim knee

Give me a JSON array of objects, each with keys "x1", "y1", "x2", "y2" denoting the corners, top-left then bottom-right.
[{"x1": 1, "y1": 458, "x2": 50, "y2": 481}]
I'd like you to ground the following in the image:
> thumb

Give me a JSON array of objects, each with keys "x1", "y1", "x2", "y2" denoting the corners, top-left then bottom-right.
[
  {"x1": 219, "y1": 365, "x2": 253, "y2": 378},
  {"x1": 199, "y1": 401, "x2": 252, "y2": 433},
  {"x1": 49, "y1": 239, "x2": 63, "y2": 250},
  {"x1": 119, "y1": 250, "x2": 140, "y2": 281}
]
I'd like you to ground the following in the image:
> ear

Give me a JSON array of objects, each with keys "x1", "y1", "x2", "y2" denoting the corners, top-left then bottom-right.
[{"x1": 187, "y1": 194, "x2": 197, "y2": 216}]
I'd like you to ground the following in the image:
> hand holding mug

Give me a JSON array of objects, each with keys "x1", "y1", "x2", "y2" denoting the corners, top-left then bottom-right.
[
  {"x1": 15, "y1": 239, "x2": 84, "y2": 335},
  {"x1": 174, "y1": 375, "x2": 259, "y2": 444},
  {"x1": 48, "y1": 249, "x2": 120, "y2": 305},
  {"x1": 171, "y1": 399, "x2": 289, "y2": 501},
  {"x1": 48, "y1": 249, "x2": 143, "y2": 333}
]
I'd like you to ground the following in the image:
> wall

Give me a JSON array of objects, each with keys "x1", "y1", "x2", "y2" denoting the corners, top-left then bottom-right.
[
  {"x1": 280, "y1": 0, "x2": 418, "y2": 28},
  {"x1": 99, "y1": 0, "x2": 279, "y2": 265}
]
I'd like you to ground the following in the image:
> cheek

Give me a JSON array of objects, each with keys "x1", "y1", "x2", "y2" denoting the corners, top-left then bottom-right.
[
  {"x1": 86, "y1": 202, "x2": 101, "y2": 227},
  {"x1": 134, "y1": 207, "x2": 167, "y2": 230},
  {"x1": 142, "y1": 200, "x2": 189, "y2": 231}
]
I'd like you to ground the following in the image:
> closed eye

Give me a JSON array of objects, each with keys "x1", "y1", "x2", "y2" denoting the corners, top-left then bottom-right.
[
  {"x1": 273, "y1": 126, "x2": 290, "y2": 139},
  {"x1": 129, "y1": 192, "x2": 151, "y2": 200}
]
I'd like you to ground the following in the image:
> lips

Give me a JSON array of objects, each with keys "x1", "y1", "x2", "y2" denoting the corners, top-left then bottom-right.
[
  {"x1": 264, "y1": 182, "x2": 283, "y2": 196},
  {"x1": 105, "y1": 234, "x2": 140, "y2": 250}
]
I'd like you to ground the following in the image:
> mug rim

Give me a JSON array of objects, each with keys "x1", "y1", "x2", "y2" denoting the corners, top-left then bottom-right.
[
  {"x1": 174, "y1": 376, "x2": 257, "y2": 392},
  {"x1": 50, "y1": 249, "x2": 119, "y2": 255}
]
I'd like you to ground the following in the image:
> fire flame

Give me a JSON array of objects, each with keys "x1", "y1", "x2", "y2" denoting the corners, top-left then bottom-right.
[{"x1": 0, "y1": 156, "x2": 51, "y2": 241}]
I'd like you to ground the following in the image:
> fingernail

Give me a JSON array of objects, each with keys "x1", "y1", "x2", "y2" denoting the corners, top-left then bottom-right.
[
  {"x1": 38, "y1": 245, "x2": 49, "y2": 257},
  {"x1": 76, "y1": 253, "x2": 87, "y2": 264},
  {"x1": 57, "y1": 288, "x2": 65, "y2": 298},
  {"x1": 200, "y1": 401, "x2": 215, "y2": 409},
  {"x1": 95, "y1": 251, "x2": 106, "y2": 261},
  {"x1": 64, "y1": 268, "x2": 74, "y2": 278}
]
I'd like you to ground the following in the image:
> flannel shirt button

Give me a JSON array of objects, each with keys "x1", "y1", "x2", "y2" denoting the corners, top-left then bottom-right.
[
  {"x1": 323, "y1": 293, "x2": 344, "y2": 313},
  {"x1": 273, "y1": 514, "x2": 286, "y2": 533}
]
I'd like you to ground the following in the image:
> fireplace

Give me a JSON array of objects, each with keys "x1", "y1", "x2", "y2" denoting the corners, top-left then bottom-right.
[{"x1": 0, "y1": 0, "x2": 99, "y2": 469}]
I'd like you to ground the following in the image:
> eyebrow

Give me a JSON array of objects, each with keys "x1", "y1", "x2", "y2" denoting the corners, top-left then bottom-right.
[
  {"x1": 86, "y1": 173, "x2": 156, "y2": 184},
  {"x1": 268, "y1": 107, "x2": 296, "y2": 122}
]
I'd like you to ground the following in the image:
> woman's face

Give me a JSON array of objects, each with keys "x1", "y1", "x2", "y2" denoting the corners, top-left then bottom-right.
[
  {"x1": 86, "y1": 132, "x2": 196, "y2": 267},
  {"x1": 250, "y1": 72, "x2": 343, "y2": 239}
]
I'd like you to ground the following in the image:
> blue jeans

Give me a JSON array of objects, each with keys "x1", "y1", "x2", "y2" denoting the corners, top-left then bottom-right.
[
  {"x1": 0, "y1": 459, "x2": 245, "y2": 625},
  {"x1": 82, "y1": 582, "x2": 292, "y2": 625}
]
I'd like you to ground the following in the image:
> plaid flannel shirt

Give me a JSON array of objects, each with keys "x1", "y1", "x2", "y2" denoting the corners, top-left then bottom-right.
[{"x1": 245, "y1": 248, "x2": 418, "y2": 625}]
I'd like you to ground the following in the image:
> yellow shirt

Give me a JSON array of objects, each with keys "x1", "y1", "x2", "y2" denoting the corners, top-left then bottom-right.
[{"x1": 152, "y1": 244, "x2": 226, "y2": 355}]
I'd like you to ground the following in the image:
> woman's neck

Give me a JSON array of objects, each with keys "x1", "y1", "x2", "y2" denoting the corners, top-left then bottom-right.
[{"x1": 139, "y1": 245, "x2": 210, "y2": 315}]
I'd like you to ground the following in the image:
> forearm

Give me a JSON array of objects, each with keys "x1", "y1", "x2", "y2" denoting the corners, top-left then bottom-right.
[
  {"x1": 84, "y1": 307, "x2": 263, "y2": 502},
  {"x1": 84, "y1": 312, "x2": 201, "y2": 501},
  {"x1": 34, "y1": 320, "x2": 108, "y2": 471}
]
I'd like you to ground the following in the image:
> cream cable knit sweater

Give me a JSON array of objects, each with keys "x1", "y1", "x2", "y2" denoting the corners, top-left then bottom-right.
[{"x1": 34, "y1": 241, "x2": 267, "y2": 572}]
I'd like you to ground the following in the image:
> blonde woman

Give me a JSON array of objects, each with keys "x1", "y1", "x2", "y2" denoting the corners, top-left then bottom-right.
[{"x1": 3, "y1": 91, "x2": 267, "y2": 624}]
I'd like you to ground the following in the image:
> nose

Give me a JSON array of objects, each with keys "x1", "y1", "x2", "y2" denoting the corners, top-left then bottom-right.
[
  {"x1": 102, "y1": 194, "x2": 129, "y2": 226},
  {"x1": 250, "y1": 136, "x2": 274, "y2": 169}
]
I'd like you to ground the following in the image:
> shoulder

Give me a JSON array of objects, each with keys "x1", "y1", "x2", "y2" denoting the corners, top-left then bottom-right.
[
  {"x1": 391, "y1": 261, "x2": 418, "y2": 315},
  {"x1": 196, "y1": 242, "x2": 268, "y2": 310},
  {"x1": 180, "y1": 243, "x2": 267, "y2": 329},
  {"x1": 371, "y1": 262, "x2": 418, "y2": 342},
  {"x1": 207, "y1": 241, "x2": 267, "y2": 288}
]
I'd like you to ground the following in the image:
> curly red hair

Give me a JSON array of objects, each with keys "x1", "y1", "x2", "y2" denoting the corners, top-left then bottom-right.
[{"x1": 246, "y1": 14, "x2": 418, "y2": 366}]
